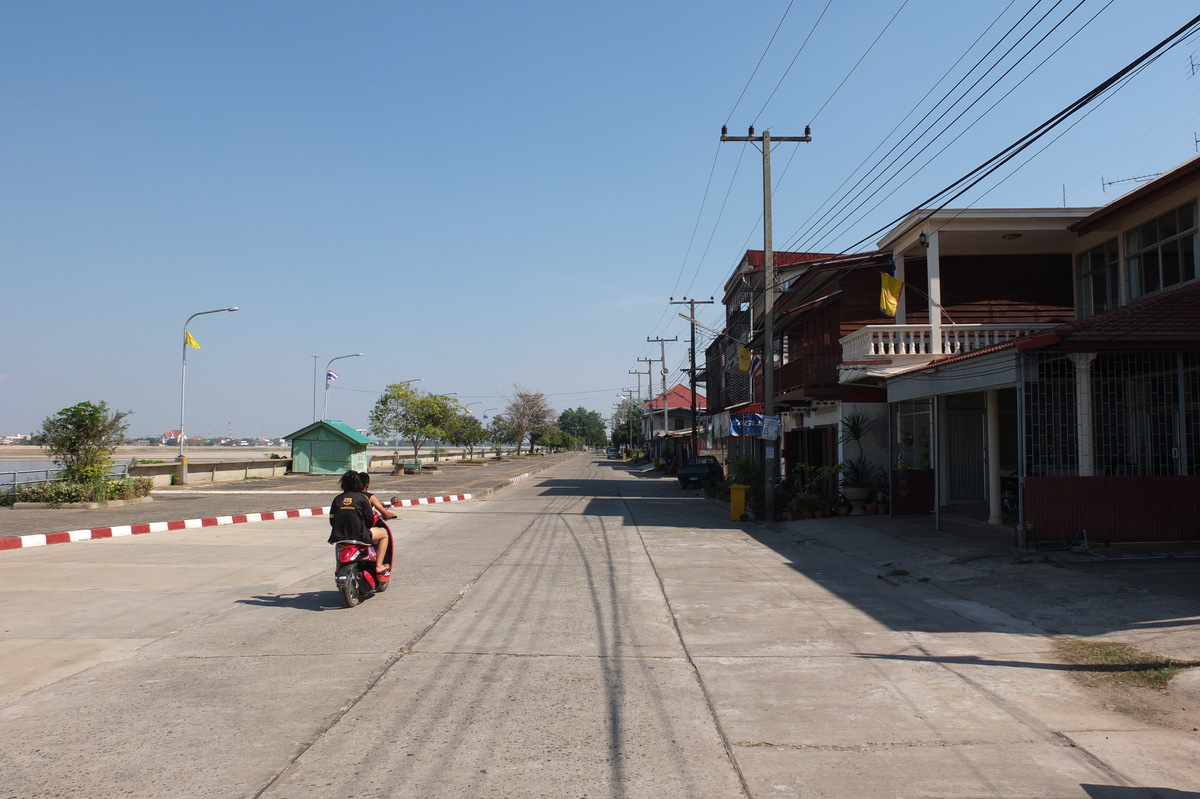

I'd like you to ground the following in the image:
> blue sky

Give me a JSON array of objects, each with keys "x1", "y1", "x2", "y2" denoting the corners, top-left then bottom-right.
[{"x1": 3, "y1": 1, "x2": 1199, "y2": 438}]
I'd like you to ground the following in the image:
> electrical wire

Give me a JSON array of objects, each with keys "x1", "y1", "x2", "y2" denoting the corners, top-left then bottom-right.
[
  {"x1": 750, "y1": 0, "x2": 835, "y2": 126},
  {"x1": 806, "y1": 0, "x2": 911, "y2": 126},
  {"x1": 778, "y1": 0, "x2": 1019, "y2": 254},
  {"x1": 833, "y1": 11, "x2": 1200, "y2": 257},
  {"x1": 726, "y1": 0, "x2": 798, "y2": 126},
  {"x1": 803, "y1": 0, "x2": 1114, "y2": 252},
  {"x1": 783, "y1": 0, "x2": 1055, "y2": 252},
  {"x1": 788, "y1": 0, "x2": 1095, "y2": 254}
]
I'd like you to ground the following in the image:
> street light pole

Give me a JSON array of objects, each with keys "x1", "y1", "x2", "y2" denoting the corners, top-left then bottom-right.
[
  {"x1": 179, "y1": 306, "x2": 239, "y2": 483},
  {"x1": 322, "y1": 353, "x2": 363, "y2": 421}
]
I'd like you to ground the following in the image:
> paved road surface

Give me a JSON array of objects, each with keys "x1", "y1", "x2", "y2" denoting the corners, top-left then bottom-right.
[{"x1": 2, "y1": 454, "x2": 1198, "y2": 797}]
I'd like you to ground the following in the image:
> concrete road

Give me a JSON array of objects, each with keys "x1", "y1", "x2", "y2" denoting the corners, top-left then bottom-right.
[{"x1": 1, "y1": 454, "x2": 1198, "y2": 798}]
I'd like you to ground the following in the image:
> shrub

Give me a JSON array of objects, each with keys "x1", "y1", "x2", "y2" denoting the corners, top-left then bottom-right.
[
  {"x1": 16, "y1": 477, "x2": 153, "y2": 507},
  {"x1": 38, "y1": 401, "x2": 131, "y2": 483}
]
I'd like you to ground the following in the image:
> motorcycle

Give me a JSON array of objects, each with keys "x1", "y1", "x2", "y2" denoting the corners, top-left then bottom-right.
[
  {"x1": 1000, "y1": 469, "x2": 1019, "y2": 520},
  {"x1": 333, "y1": 519, "x2": 393, "y2": 608}
]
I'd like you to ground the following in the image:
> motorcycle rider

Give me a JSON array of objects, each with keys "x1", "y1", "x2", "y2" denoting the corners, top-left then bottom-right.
[
  {"x1": 328, "y1": 470, "x2": 389, "y2": 577},
  {"x1": 357, "y1": 471, "x2": 397, "y2": 525}
]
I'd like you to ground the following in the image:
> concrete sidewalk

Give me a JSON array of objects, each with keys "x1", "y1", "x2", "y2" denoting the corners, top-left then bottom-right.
[
  {"x1": 770, "y1": 511, "x2": 1200, "y2": 662},
  {"x1": 0, "y1": 452, "x2": 576, "y2": 541}
]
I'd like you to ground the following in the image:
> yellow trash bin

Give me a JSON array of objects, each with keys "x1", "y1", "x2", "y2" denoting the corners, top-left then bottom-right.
[{"x1": 729, "y1": 484, "x2": 749, "y2": 521}]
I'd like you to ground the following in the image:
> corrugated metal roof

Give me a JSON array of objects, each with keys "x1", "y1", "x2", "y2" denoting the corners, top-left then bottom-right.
[{"x1": 283, "y1": 420, "x2": 373, "y2": 444}]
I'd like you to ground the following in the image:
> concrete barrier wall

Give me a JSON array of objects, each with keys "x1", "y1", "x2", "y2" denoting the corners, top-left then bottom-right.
[
  {"x1": 367, "y1": 449, "x2": 526, "y2": 470},
  {"x1": 129, "y1": 459, "x2": 292, "y2": 488}
]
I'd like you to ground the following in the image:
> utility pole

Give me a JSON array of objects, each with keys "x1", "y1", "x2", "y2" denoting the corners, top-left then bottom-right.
[
  {"x1": 628, "y1": 366, "x2": 650, "y2": 451},
  {"x1": 671, "y1": 296, "x2": 714, "y2": 458},
  {"x1": 646, "y1": 337, "x2": 677, "y2": 464},
  {"x1": 637, "y1": 357, "x2": 658, "y2": 450},
  {"x1": 721, "y1": 124, "x2": 812, "y2": 523}
]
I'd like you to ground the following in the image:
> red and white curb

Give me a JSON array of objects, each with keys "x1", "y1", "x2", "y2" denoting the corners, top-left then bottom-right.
[
  {"x1": 508, "y1": 473, "x2": 532, "y2": 485},
  {"x1": 388, "y1": 494, "x2": 470, "y2": 508},
  {"x1": 0, "y1": 493, "x2": 471, "y2": 552}
]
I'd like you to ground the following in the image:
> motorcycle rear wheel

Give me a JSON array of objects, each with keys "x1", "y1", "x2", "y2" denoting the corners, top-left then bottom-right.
[{"x1": 339, "y1": 566, "x2": 362, "y2": 607}]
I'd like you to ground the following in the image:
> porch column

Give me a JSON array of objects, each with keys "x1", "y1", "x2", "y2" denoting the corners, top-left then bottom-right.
[
  {"x1": 925, "y1": 228, "x2": 942, "y2": 353},
  {"x1": 1069, "y1": 352, "x2": 1097, "y2": 476},
  {"x1": 895, "y1": 253, "x2": 907, "y2": 324},
  {"x1": 937, "y1": 396, "x2": 950, "y2": 506},
  {"x1": 986, "y1": 389, "x2": 1003, "y2": 525}
]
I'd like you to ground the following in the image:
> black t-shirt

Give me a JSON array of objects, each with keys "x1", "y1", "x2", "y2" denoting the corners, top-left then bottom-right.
[{"x1": 328, "y1": 491, "x2": 374, "y2": 545}]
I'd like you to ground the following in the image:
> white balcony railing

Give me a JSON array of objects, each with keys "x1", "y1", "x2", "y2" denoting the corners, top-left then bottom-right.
[{"x1": 839, "y1": 323, "x2": 1055, "y2": 362}]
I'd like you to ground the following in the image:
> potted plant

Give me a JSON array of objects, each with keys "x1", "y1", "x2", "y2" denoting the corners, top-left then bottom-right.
[{"x1": 840, "y1": 412, "x2": 880, "y2": 516}]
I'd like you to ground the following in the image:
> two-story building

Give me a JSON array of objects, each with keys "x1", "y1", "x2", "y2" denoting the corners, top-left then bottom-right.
[{"x1": 884, "y1": 156, "x2": 1200, "y2": 544}]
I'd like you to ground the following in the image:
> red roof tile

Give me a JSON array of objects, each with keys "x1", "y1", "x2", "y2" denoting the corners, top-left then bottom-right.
[
  {"x1": 1022, "y1": 280, "x2": 1200, "y2": 343},
  {"x1": 644, "y1": 384, "x2": 706, "y2": 411}
]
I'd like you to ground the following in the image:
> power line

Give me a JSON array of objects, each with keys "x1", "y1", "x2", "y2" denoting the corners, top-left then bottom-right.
[
  {"x1": 726, "y1": 0, "x2": 798, "y2": 126},
  {"x1": 788, "y1": 0, "x2": 1099, "y2": 253},
  {"x1": 807, "y1": 0, "x2": 912, "y2": 126},
  {"x1": 750, "y1": 0, "x2": 835, "y2": 126},
  {"x1": 840, "y1": 10, "x2": 1200, "y2": 257}
]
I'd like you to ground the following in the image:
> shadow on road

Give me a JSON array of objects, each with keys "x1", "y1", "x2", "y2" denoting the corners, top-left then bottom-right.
[
  {"x1": 1083, "y1": 786, "x2": 1200, "y2": 798},
  {"x1": 236, "y1": 591, "x2": 346, "y2": 612}
]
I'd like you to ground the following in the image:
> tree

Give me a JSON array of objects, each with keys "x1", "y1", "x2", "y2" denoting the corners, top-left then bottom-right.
[
  {"x1": 487, "y1": 414, "x2": 521, "y2": 456},
  {"x1": 501, "y1": 385, "x2": 554, "y2": 456},
  {"x1": 558, "y1": 407, "x2": 607, "y2": 448},
  {"x1": 40, "y1": 401, "x2": 132, "y2": 482},
  {"x1": 443, "y1": 413, "x2": 489, "y2": 461},
  {"x1": 368, "y1": 384, "x2": 458, "y2": 458},
  {"x1": 611, "y1": 399, "x2": 643, "y2": 449}
]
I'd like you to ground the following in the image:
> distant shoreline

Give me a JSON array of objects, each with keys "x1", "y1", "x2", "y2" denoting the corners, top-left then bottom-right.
[{"x1": 0, "y1": 443, "x2": 442, "y2": 462}]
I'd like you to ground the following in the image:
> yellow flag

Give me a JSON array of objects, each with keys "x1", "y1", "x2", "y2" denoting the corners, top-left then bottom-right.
[
  {"x1": 185, "y1": 330, "x2": 200, "y2": 350},
  {"x1": 732, "y1": 346, "x2": 751, "y2": 375},
  {"x1": 880, "y1": 273, "x2": 904, "y2": 317}
]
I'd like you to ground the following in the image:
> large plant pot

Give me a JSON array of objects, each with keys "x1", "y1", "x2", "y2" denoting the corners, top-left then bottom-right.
[{"x1": 843, "y1": 485, "x2": 872, "y2": 516}]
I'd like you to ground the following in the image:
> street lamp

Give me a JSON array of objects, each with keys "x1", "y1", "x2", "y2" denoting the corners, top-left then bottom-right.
[
  {"x1": 463, "y1": 402, "x2": 481, "y2": 414},
  {"x1": 179, "y1": 306, "x2": 239, "y2": 480},
  {"x1": 322, "y1": 353, "x2": 363, "y2": 420}
]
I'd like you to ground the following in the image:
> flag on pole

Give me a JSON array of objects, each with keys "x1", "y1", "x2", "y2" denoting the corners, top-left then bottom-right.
[
  {"x1": 185, "y1": 331, "x2": 200, "y2": 350},
  {"x1": 880, "y1": 273, "x2": 904, "y2": 317},
  {"x1": 732, "y1": 346, "x2": 752, "y2": 375},
  {"x1": 748, "y1": 354, "x2": 763, "y2": 379},
  {"x1": 326, "y1": 369, "x2": 339, "y2": 382}
]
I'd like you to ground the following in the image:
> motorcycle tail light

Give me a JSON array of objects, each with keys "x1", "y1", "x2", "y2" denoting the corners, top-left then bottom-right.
[{"x1": 336, "y1": 545, "x2": 362, "y2": 563}]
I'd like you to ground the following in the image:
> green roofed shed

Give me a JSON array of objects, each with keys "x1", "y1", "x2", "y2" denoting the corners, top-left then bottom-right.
[{"x1": 284, "y1": 420, "x2": 373, "y2": 475}]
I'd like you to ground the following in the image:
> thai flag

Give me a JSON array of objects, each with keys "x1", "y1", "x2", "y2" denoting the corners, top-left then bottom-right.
[
  {"x1": 327, "y1": 369, "x2": 339, "y2": 382},
  {"x1": 748, "y1": 354, "x2": 762, "y2": 379}
]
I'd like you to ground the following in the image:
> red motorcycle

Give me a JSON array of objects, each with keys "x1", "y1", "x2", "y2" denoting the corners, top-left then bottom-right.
[{"x1": 334, "y1": 520, "x2": 393, "y2": 607}]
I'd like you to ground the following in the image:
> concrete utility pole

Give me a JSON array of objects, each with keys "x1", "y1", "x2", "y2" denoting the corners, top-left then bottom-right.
[
  {"x1": 720, "y1": 125, "x2": 811, "y2": 523},
  {"x1": 628, "y1": 366, "x2": 650, "y2": 449},
  {"x1": 670, "y1": 297, "x2": 714, "y2": 458},
  {"x1": 637, "y1": 356, "x2": 660, "y2": 453},
  {"x1": 646, "y1": 337, "x2": 677, "y2": 463}
]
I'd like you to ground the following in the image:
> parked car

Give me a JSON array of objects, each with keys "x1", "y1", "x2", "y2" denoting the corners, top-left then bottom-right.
[
  {"x1": 606, "y1": 447, "x2": 621, "y2": 459},
  {"x1": 678, "y1": 455, "x2": 723, "y2": 488}
]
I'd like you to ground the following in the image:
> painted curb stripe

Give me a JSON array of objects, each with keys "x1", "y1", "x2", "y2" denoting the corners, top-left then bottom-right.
[{"x1": 0, "y1": 494, "x2": 473, "y2": 552}]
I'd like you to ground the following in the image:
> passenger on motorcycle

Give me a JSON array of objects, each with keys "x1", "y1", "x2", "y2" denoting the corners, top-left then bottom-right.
[
  {"x1": 356, "y1": 471, "x2": 397, "y2": 526},
  {"x1": 328, "y1": 470, "x2": 390, "y2": 576}
]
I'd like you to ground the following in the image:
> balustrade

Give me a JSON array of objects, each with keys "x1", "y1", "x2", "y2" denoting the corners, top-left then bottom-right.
[{"x1": 840, "y1": 323, "x2": 1055, "y2": 362}]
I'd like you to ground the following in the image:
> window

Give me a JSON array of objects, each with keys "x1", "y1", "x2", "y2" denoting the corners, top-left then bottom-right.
[
  {"x1": 1127, "y1": 201, "x2": 1197, "y2": 299},
  {"x1": 1076, "y1": 238, "x2": 1118, "y2": 317}
]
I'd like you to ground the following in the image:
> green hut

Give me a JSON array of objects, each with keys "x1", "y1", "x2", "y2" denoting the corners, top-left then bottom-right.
[{"x1": 284, "y1": 420, "x2": 373, "y2": 475}]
